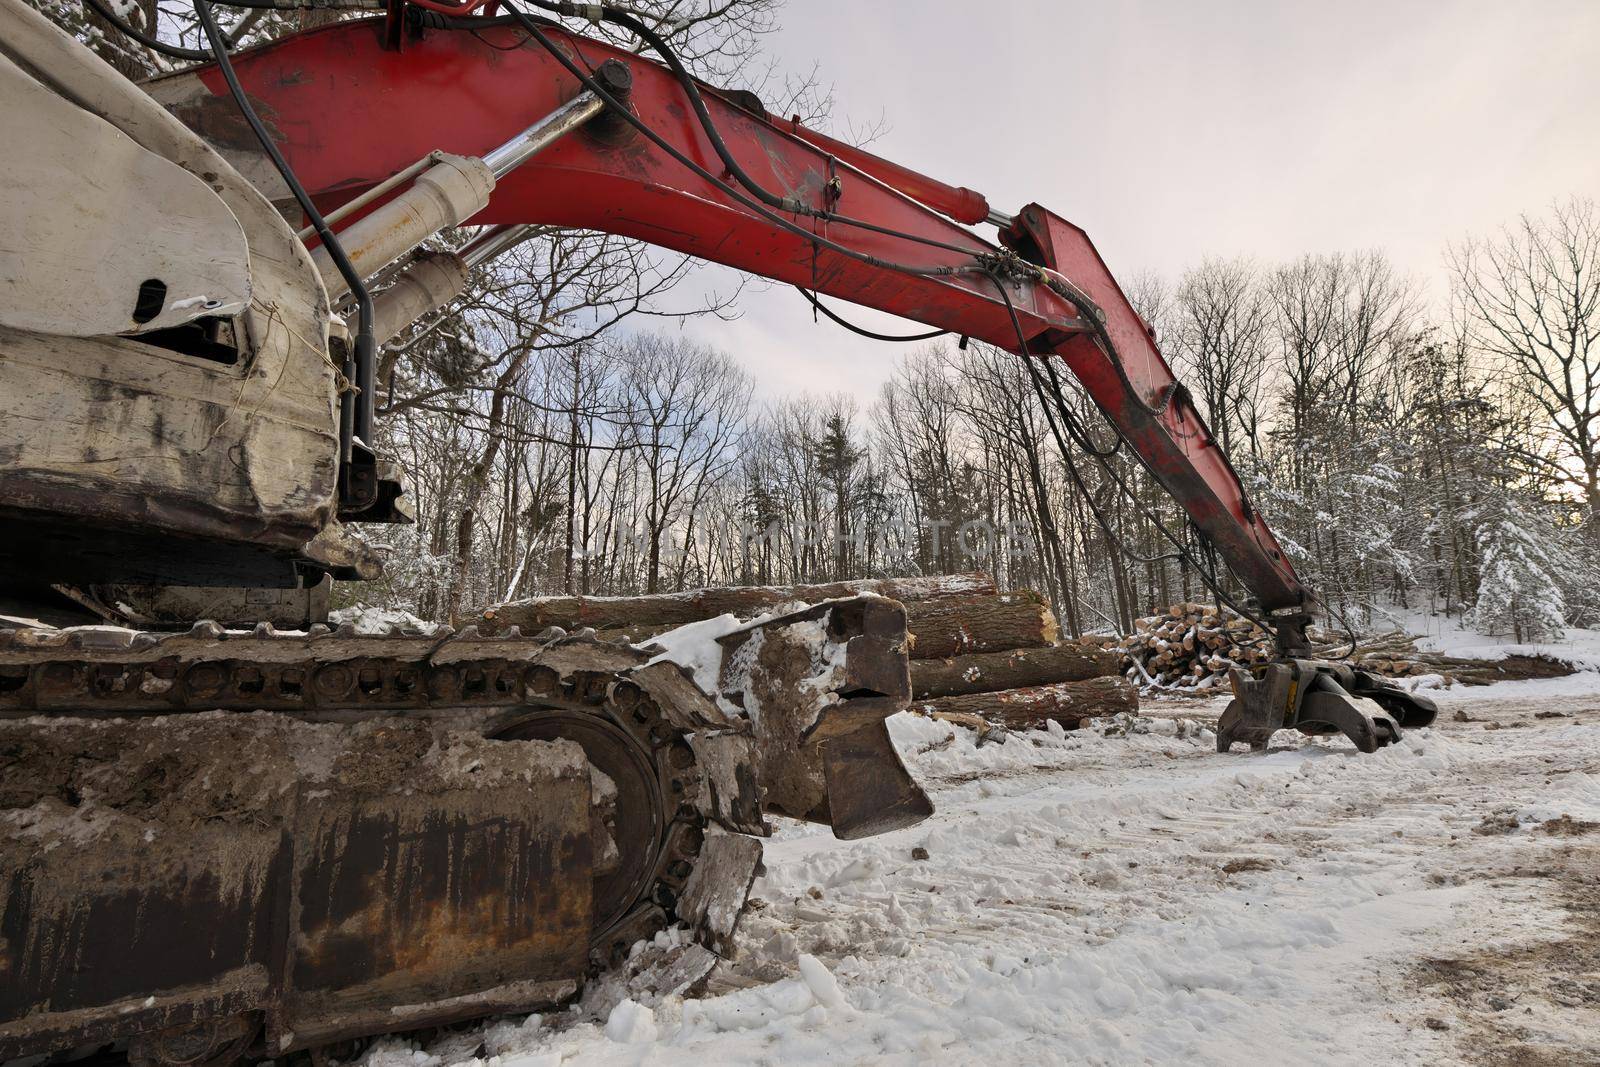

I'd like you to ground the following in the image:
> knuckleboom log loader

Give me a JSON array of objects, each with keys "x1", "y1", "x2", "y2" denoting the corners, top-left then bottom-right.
[{"x1": 0, "y1": 0, "x2": 1437, "y2": 1060}]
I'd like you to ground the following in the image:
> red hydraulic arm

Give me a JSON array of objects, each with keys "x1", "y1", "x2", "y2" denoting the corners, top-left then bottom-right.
[{"x1": 177, "y1": 12, "x2": 1311, "y2": 631}]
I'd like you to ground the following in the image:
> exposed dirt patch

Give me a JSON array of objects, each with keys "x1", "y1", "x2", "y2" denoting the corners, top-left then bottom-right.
[
  {"x1": 1411, "y1": 844, "x2": 1600, "y2": 1066},
  {"x1": 1475, "y1": 811, "x2": 1523, "y2": 835}
]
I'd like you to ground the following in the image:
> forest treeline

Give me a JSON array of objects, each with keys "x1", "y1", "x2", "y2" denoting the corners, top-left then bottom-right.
[{"x1": 371, "y1": 200, "x2": 1600, "y2": 643}]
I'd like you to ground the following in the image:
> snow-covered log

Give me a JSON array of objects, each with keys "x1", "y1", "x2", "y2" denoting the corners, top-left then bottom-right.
[
  {"x1": 481, "y1": 574, "x2": 995, "y2": 634},
  {"x1": 911, "y1": 642, "x2": 1120, "y2": 699},
  {"x1": 903, "y1": 591, "x2": 1058, "y2": 660},
  {"x1": 915, "y1": 675, "x2": 1138, "y2": 729}
]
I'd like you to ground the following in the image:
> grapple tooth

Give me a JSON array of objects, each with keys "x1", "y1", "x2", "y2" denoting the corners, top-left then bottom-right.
[
  {"x1": 186, "y1": 620, "x2": 225, "y2": 640},
  {"x1": 500, "y1": 625, "x2": 523, "y2": 640},
  {"x1": 454, "y1": 624, "x2": 482, "y2": 640},
  {"x1": 306, "y1": 623, "x2": 331, "y2": 637},
  {"x1": 331, "y1": 621, "x2": 358, "y2": 638},
  {"x1": 253, "y1": 622, "x2": 276, "y2": 639},
  {"x1": 1219, "y1": 663, "x2": 1294, "y2": 751},
  {"x1": 536, "y1": 626, "x2": 567, "y2": 642},
  {"x1": 1349, "y1": 670, "x2": 1439, "y2": 728}
]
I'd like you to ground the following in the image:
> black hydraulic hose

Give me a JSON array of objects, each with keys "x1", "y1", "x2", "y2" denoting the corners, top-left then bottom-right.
[
  {"x1": 986, "y1": 270, "x2": 1277, "y2": 634},
  {"x1": 561, "y1": 1, "x2": 805, "y2": 213},
  {"x1": 795, "y1": 287, "x2": 947, "y2": 343},
  {"x1": 493, "y1": 0, "x2": 980, "y2": 280},
  {"x1": 193, "y1": 0, "x2": 377, "y2": 473},
  {"x1": 424, "y1": 6, "x2": 991, "y2": 261},
  {"x1": 583, "y1": 3, "x2": 1000, "y2": 259},
  {"x1": 83, "y1": 0, "x2": 215, "y2": 60}
]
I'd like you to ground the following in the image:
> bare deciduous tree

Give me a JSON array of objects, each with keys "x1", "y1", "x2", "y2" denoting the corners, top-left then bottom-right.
[{"x1": 1451, "y1": 197, "x2": 1600, "y2": 520}]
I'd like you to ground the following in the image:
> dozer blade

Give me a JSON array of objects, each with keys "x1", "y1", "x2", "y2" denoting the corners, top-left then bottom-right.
[
  {"x1": 1220, "y1": 659, "x2": 1405, "y2": 754},
  {"x1": 822, "y1": 719, "x2": 935, "y2": 839},
  {"x1": 704, "y1": 595, "x2": 932, "y2": 838}
]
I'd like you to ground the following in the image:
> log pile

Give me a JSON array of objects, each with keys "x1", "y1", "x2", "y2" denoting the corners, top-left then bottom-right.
[
  {"x1": 902, "y1": 591, "x2": 1058, "y2": 660},
  {"x1": 1117, "y1": 602, "x2": 1273, "y2": 690},
  {"x1": 483, "y1": 575, "x2": 1137, "y2": 734},
  {"x1": 481, "y1": 573, "x2": 997, "y2": 633},
  {"x1": 1117, "y1": 607, "x2": 1579, "y2": 691},
  {"x1": 1344, "y1": 632, "x2": 1575, "y2": 686}
]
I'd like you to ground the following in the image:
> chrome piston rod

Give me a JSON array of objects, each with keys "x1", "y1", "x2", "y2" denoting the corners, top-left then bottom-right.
[
  {"x1": 366, "y1": 225, "x2": 542, "y2": 346},
  {"x1": 310, "y1": 88, "x2": 607, "y2": 304}
]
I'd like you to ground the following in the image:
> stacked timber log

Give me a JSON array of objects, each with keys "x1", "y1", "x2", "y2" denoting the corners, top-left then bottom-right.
[
  {"x1": 1117, "y1": 607, "x2": 1579, "y2": 691},
  {"x1": 1117, "y1": 602, "x2": 1273, "y2": 690},
  {"x1": 483, "y1": 575, "x2": 1137, "y2": 733},
  {"x1": 1343, "y1": 631, "x2": 1575, "y2": 686},
  {"x1": 482, "y1": 573, "x2": 997, "y2": 633}
]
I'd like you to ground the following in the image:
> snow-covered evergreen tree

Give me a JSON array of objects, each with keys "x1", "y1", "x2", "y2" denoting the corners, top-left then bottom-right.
[{"x1": 1465, "y1": 498, "x2": 1567, "y2": 642}]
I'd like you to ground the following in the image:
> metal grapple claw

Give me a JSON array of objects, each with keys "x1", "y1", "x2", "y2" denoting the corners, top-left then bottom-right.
[
  {"x1": 1218, "y1": 662, "x2": 1295, "y2": 751},
  {"x1": 1221, "y1": 659, "x2": 1411, "y2": 754},
  {"x1": 1349, "y1": 669, "x2": 1438, "y2": 729}
]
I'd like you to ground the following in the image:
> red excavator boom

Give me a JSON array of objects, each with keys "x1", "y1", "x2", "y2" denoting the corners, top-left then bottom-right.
[{"x1": 156, "y1": 10, "x2": 1309, "y2": 632}]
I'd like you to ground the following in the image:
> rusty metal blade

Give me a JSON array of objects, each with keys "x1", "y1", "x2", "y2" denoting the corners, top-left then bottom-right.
[{"x1": 820, "y1": 720, "x2": 933, "y2": 840}]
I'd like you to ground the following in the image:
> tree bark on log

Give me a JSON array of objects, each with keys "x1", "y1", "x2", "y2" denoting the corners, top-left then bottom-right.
[
  {"x1": 911, "y1": 642, "x2": 1120, "y2": 699},
  {"x1": 483, "y1": 573, "x2": 996, "y2": 633},
  {"x1": 903, "y1": 592, "x2": 1058, "y2": 660},
  {"x1": 914, "y1": 676, "x2": 1137, "y2": 730}
]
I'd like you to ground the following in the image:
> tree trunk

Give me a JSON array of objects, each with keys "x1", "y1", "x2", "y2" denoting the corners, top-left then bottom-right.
[
  {"x1": 914, "y1": 676, "x2": 1137, "y2": 730},
  {"x1": 484, "y1": 573, "x2": 998, "y2": 632},
  {"x1": 911, "y1": 642, "x2": 1120, "y2": 699},
  {"x1": 903, "y1": 592, "x2": 1057, "y2": 660}
]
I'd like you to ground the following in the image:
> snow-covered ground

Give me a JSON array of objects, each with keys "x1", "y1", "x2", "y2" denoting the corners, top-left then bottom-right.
[
  {"x1": 1395, "y1": 610, "x2": 1600, "y2": 671},
  {"x1": 360, "y1": 674, "x2": 1600, "y2": 1067}
]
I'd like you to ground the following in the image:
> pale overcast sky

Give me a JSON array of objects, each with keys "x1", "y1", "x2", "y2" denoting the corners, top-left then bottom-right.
[{"x1": 674, "y1": 0, "x2": 1600, "y2": 403}]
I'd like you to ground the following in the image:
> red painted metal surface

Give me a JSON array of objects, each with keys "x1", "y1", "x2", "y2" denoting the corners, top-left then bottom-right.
[
  {"x1": 779, "y1": 121, "x2": 994, "y2": 226},
  {"x1": 191, "y1": 15, "x2": 1305, "y2": 612}
]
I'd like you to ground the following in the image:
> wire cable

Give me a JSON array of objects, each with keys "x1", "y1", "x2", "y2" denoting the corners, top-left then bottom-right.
[
  {"x1": 492, "y1": 0, "x2": 991, "y2": 284},
  {"x1": 795, "y1": 287, "x2": 947, "y2": 343},
  {"x1": 84, "y1": 0, "x2": 216, "y2": 60},
  {"x1": 192, "y1": 0, "x2": 377, "y2": 482},
  {"x1": 983, "y1": 268, "x2": 1279, "y2": 635}
]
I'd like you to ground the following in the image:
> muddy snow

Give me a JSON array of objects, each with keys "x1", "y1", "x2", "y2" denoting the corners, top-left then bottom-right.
[{"x1": 360, "y1": 674, "x2": 1600, "y2": 1067}]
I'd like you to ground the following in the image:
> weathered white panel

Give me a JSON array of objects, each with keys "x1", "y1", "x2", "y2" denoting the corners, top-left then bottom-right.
[{"x1": 0, "y1": 53, "x2": 252, "y2": 337}]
